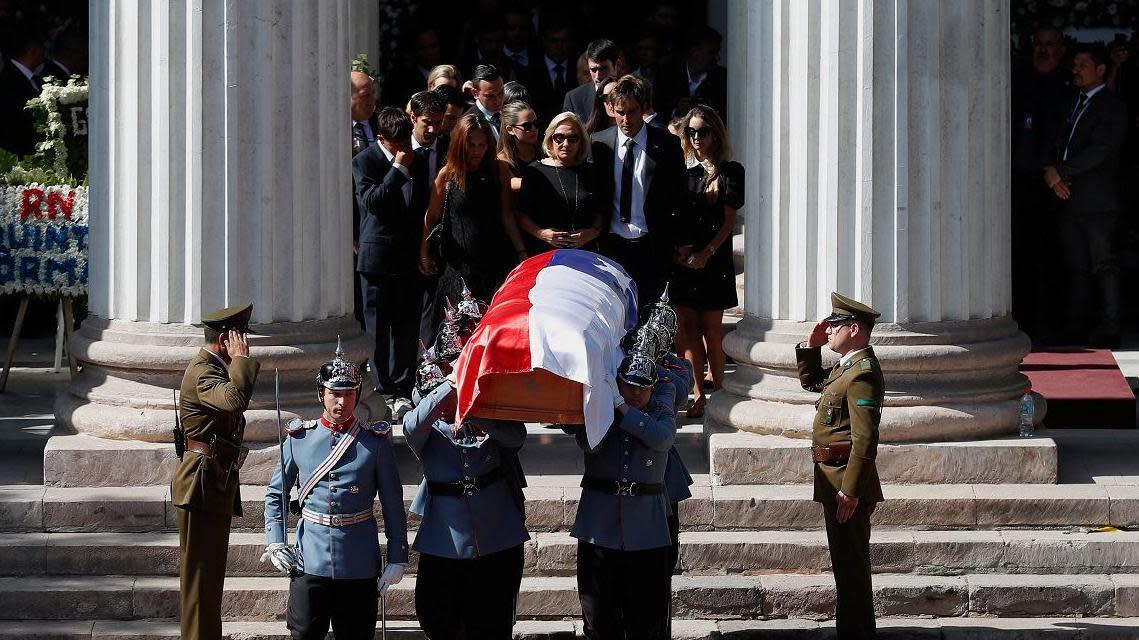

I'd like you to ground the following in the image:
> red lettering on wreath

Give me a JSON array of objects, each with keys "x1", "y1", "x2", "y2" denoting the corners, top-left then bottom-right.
[
  {"x1": 46, "y1": 190, "x2": 75, "y2": 220},
  {"x1": 21, "y1": 188, "x2": 45, "y2": 220}
]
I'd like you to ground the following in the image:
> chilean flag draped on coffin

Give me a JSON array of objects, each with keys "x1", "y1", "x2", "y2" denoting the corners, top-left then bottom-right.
[{"x1": 453, "y1": 249, "x2": 639, "y2": 448}]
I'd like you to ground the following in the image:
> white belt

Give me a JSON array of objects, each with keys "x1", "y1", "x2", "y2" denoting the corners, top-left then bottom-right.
[{"x1": 301, "y1": 507, "x2": 374, "y2": 527}]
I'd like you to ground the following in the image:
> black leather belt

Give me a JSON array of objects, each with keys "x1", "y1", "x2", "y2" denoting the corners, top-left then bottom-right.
[
  {"x1": 581, "y1": 475, "x2": 663, "y2": 497},
  {"x1": 427, "y1": 467, "x2": 506, "y2": 496}
]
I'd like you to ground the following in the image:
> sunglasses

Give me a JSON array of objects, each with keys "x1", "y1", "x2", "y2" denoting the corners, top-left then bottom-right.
[
  {"x1": 684, "y1": 126, "x2": 713, "y2": 139},
  {"x1": 512, "y1": 121, "x2": 536, "y2": 132},
  {"x1": 551, "y1": 133, "x2": 581, "y2": 144}
]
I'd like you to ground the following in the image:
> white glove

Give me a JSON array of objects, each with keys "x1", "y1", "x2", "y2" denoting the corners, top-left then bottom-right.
[
  {"x1": 377, "y1": 562, "x2": 406, "y2": 595},
  {"x1": 259, "y1": 542, "x2": 301, "y2": 575}
]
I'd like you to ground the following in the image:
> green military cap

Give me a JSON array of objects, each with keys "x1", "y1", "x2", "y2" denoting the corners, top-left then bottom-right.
[
  {"x1": 201, "y1": 303, "x2": 253, "y2": 332},
  {"x1": 824, "y1": 292, "x2": 880, "y2": 325}
]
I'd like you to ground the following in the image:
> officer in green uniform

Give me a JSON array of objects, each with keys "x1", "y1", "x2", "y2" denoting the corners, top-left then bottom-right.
[
  {"x1": 171, "y1": 304, "x2": 260, "y2": 640},
  {"x1": 796, "y1": 292, "x2": 885, "y2": 639}
]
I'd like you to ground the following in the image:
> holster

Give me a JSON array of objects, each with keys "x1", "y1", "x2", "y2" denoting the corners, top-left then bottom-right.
[{"x1": 206, "y1": 436, "x2": 249, "y2": 493}]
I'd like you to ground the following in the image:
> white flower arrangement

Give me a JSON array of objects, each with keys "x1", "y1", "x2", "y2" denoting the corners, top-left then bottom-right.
[
  {"x1": 27, "y1": 76, "x2": 89, "y2": 182},
  {"x1": 0, "y1": 183, "x2": 89, "y2": 296}
]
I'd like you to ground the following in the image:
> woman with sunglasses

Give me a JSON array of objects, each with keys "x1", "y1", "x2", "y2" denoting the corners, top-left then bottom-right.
[
  {"x1": 515, "y1": 112, "x2": 603, "y2": 254},
  {"x1": 497, "y1": 101, "x2": 543, "y2": 197},
  {"x1": 671, "y1": 105, "x2": 744, "y2": 418}
]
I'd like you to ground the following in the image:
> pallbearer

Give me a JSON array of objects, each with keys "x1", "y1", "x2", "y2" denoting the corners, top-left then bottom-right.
[
  {"x1": 573, "y1": 351, "x2": 678, "y2": 640},
  {"x1": 172, "y1": 303, "x2": 259, "y2": 640},
  {"x1": 262, "y1": 341, "x2": 408, "y2": 640},
  {"x1": 403, "y1": 306, "x2": 530, "y2": 639}
]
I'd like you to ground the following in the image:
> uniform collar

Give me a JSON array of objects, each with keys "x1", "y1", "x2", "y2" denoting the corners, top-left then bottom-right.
[
  {"x1": 840, "y1": 346, "x2": 873, "y2": 368},
  {"x1": 203, "y1": 348, "x2": 229, "y2": 372},
  {"x1": 319, "y1": 415, "x2": 357, "y2": 433}
]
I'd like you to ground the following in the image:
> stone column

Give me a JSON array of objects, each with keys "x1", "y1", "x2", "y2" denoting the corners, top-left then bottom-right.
[
  {"x1": 348, "y1": 0, "x2": 380, "y2": 69},
  {"x1": 714, "y1": 0, "x2": 1031, "y2": 442},
  {"x1": 58, "y1": 0, "x2": 373, "y2": 443}
]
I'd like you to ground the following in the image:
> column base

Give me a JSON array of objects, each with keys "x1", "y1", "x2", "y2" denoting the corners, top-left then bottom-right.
[
  {"x1": 707, "y1": 315, "x2": 1035, "y2": 442},
  {"x1": 54, "y1": 315, "x2": 385, "y2": 442}
]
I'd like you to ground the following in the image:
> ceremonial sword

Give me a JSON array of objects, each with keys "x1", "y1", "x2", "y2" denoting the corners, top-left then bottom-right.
[{"x1": 274, "y1": 369, "x2": 299, "y2": 578}]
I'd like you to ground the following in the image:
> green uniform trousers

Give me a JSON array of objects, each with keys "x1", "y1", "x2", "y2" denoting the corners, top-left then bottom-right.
[
  {"x1": 177, "y1": 507, "x2": 233, "y2": 640},
  {"x1": 821, "y1": 494, "x2": 877, "y2": 639}
]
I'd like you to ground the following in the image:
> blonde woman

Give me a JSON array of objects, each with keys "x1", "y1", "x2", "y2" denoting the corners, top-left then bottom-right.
[
  {"x1": 497, "y1": 101, "x2": 542, "y2": 194},
  {"x1": 514, "y1": 112, "x2": 603, "y2": 254},
  {"x1": 671, "y1": 105, "x2": 744, "y2": 418},
  {"x1": 426, "y1": 64, "x2": 461, "y2": 90}
]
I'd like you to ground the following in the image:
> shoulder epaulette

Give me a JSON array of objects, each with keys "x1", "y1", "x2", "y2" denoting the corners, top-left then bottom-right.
[
  {"x1": 859, "y1": 359, "x2": 873, "y2": 371},
  {"x1": 286, "y1": 418, "x2": 317, "y2": 437},
  {"x1": 362, "y1": 420, "x2": 393, "y2": 436}
]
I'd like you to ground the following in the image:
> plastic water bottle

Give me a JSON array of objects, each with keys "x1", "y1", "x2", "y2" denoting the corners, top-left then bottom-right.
[{"x1": 1018, "y1": 388, "x2": 1035, "y2": 438}]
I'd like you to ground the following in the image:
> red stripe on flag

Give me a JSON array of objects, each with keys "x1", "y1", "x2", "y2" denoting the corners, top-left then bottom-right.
[{"x1": 454, "y1": 251, "x2": 558, "y2": 423}]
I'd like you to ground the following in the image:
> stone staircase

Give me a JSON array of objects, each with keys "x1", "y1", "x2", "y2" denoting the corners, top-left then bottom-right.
[{"x1": 2, "y1": 424, "x2": 1139, "y2": 638}]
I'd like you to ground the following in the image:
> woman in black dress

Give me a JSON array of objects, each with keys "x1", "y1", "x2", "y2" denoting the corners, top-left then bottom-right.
[
  {"x1": 585, "y1": 76, "x2": 617, "y2": 135},
  {"x1": 514, "y1": 112, "x2": 603, "y2": 254},
  {"x1": 497, "y1": 101, "x2": 542, "y2": 203},
  {"x1": 670, "y1": 105, "x2": 744, "y2": 418},
  {"x1": 419, "y1": 114, "x2": 528, "y2": 320}
]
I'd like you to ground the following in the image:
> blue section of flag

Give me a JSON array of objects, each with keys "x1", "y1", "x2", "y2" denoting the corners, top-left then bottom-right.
[{"x1": 547, "y1": 249, "x2": 639, "y2": 331}]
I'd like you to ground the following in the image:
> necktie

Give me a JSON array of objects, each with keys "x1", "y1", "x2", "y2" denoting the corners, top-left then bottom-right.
[
  {"x1": 619, "y1": 138, "x2": 636, "y2": 223},
  {"x1": 490, "y1": 112, "x2": 501, "y2": 131},
  {"x1": 1062, "y1": 93, "x2": 1090, "y2": 161},
  {"x1": 411, "y1": 147, "x2": 430, "y2": 208},
  {"x1": 553, "y1": 63, "x2": 567, "y2": 95}
]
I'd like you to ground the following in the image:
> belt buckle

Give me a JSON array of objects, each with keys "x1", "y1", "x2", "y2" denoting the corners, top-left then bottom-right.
[
  {"x1": 461, "y1": 478, "x2": 477, "y2": 496},
  {"x1": 330, "y1": 514, "x2": 343, "y2": 526},
  {"x1": 616, "y1": 480, "x2": 637, "y2": 496}
]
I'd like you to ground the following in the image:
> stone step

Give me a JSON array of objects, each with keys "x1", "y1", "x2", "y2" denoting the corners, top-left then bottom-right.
[
  {"x1": 5, "y1": 481, "x2": 1137, "y2": 533},
  {"x1": 5, "y1": 529, "x2": 1139, "y2": 578},
  {"x1": 710, "y1": 432, "x2": 1058, "y2": 485},
  {"x1": 42, "y1": 425, "x2": 710, "y2": 488},
  {"x1": 0, "y1": 573, "x2": 1135, "y2": 620},
  {"x1": 4, "y1": 617, "x2": 1139, "y2": 640}
]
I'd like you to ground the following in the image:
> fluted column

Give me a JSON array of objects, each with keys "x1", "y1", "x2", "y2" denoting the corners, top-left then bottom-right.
[
  {"x1": 347, "y1": 0, "x2": 379, "y2": 69},
  {"x1": 715, "y1": 0, "x2": 1031, "y2": 442},
  {"x1": 58, "y1": 0, "x2": 373, "y2": 442}
]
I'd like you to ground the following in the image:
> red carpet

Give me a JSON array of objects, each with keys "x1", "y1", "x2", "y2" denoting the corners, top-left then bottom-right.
[{"x1": 1020, "y1": 349, "x2": 1136, "y2": 428}]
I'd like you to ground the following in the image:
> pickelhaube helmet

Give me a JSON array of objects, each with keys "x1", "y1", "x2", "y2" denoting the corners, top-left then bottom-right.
[
  {"x1": 317, "y1": 336, "x2": 362, "y2": 391},
  {"x1": 456, "y1": 279, "x2": 488, "y2": 324},
  {"x1": 414, "y1": 341, "x2": 451, "y2": 396},
  {"x1": 642, "y1": 284, "x2": 677, "y2": 350},
  {"x1": 434, "y1": 306, "x2": 466, "y2": 362},
  {"x1": 618, "y1": 353, "x2": 659, "y2": 388},
  {"x1": 622, "y1": 324, "x2": 663, "y2": 361}
]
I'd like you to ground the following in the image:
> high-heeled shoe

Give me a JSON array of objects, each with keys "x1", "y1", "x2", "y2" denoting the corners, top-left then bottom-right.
[{"x1": 686, "y1": 395, "x2": 707, "y2": 419}]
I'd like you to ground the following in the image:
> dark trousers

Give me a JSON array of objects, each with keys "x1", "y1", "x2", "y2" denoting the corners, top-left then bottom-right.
[
  {"x1": 359, "y1": 271, "x2": 422, "y2": 398},
  {"x1": 667, "y1": 503, "x2": 681, "y2": 572},
  {"x1": 1056, "y1": 209, "x2": 1121, "y2": 341},
  {"x1": 419, "y1": 273, "x2": 440, "y2": 349},
  {"x1": 415, "y1": 544, "x2": 525, "y2": 639},
  {"x1": 177, "y1": 507, "x2": 232, "y2": 640},
  {"x1": 599, "y1": 233, "x2": 665, "y2": 308},
  {"x1": 821, "y1": 496, "x2": 877, "y2": 640},
  {"x1": 577, "y1": 540, "x2": 672, "y2": 640},
  {"x1": 286, "y1": 574, "x2": 378, "y2": 640}
]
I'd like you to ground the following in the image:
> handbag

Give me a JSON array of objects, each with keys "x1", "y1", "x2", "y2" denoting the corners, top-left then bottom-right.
[{"x1": 425, "y1": 184, "x2": 451, "y2": 261}]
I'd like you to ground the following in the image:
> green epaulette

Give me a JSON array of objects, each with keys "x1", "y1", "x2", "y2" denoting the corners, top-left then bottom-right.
[{"x1": 859, "y1": 359, "x2": 873, "y2": 371}]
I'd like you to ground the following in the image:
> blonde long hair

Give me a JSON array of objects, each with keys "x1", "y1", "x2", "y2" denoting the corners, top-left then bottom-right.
[{"x1": 679, "y1": 105, "x2": 732, "y2": 200}]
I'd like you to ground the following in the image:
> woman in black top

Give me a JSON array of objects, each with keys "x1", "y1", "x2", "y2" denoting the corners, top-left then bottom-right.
[
  {"x1": 420, "y1": 114, "x2": 528, "y2": 316},
  {"x1": 670, "y1": 105, "x2": 744, "y2": 418},
  {"x1": 497, "y1": 101, "x2": 543, "y2": 204},
  {"x1": 515, "y1": 112, "x2": 603, "y2": 254},
  {"x1": 585, "y1": 76, "x2": 617, "y2": 135}
]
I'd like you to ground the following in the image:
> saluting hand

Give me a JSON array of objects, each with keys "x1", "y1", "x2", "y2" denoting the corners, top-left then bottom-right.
[
  {"x1": 225, "y1": 330, "x2": 250, "y2": 358},
  {"x1": 836, "y1": 491, "x2": 859, "y2": 524},
  {"x1": 807, "y1": 319, "x2": 829, "y2": 348}
]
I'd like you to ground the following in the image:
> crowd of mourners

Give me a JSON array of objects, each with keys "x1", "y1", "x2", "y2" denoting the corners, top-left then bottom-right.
[{"x1": 350, "y1": 3, "x2": 740, "y2": 422}]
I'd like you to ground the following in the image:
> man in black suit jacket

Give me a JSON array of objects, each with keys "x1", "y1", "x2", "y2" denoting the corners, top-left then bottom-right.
[
  {"x1": 0, "y1": 31, "x2": 46, "y2": 157},
  {"x1": 352, "y1": 108, "x2": 428, "y2": 416},
  {"x1": 564, "y1": 39, "x2": 624, "y2": 122},
  {"x1": 465, "y1": 64, "x2": 505, "y2": 140},
  {"x1": 1044, "y1": 45, "x2": 1128, "y2": 346},
  {"x1": 407, "y1": 91, "x2": 450, "y2": 350},
  {"x1": 592, "y1": 75, "x2": 688, "y2": 307},
  {"x1": 653, "y1": 26, "x2": 727, "y2": 120},
  {"x1": 524, "y1": 19, "x2": 575, "y2": 123}
]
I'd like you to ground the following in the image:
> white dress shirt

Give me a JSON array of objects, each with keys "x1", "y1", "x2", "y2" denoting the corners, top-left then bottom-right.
[
  {"x1": 412, "y1": 136, "x2": 441, "y2": 185},
  {"x1": 474, "y1": 100, "x2": 501, "y2": 141},
  {"x1": 545, "y1": 55, "x2": 567, "y2": 88},
  {"x1": 609, "y1": 125, "x2": 650, "y2": 239},
  {"x1": 840, "y1": 347, "x2": 872, "y2": 368}
]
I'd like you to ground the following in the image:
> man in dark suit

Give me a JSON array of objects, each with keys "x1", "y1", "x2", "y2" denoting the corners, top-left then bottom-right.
[
  {"x1": 37, "y1": 28, "x2": 86, "y2": 85},
  {"x1": 353, "y1": 107, "x2": 427, "y2": 420},
  {"x1": 384, "y1": 25, "x2": 444, "y2": 106},
  {"x1": 592, "y1": 75, "x2": 688, "y2": 307},
  {"x1": 1044, "y1": 44, "x2": 1128, "y2": 347},
  {"x1": 524, "y1": 18, "x2": 575, "y2": 122},
  {"x1": 653, "y1": 26, "x2": 727, "y2": 120},
  {"x1": 465, "y1": 64, "x2": 505, "y2": 139},
  {"x1": 0, "y1": 31, "x2": 46, "y2": 157},
  {"x1": 564, "y1": 39, "x2": 624, "y2": 122},
  {"x1": 407, "y1": 91, "x2": 450, "y2": 351}
]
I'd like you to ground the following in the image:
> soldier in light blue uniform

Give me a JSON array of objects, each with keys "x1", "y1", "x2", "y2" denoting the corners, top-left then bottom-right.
[
  {"x1": 402, "y1": 301, "x2": 530, "y2": 639},
  {"x1": 261, "y1": 344, "x2": 409, "y2": 640},
  {"x1": 573, "y1": 351, "x2": 678, "y2": 640},
  {"x1": 659, "y1": 352, "x2": 695, "y2": 570}
]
